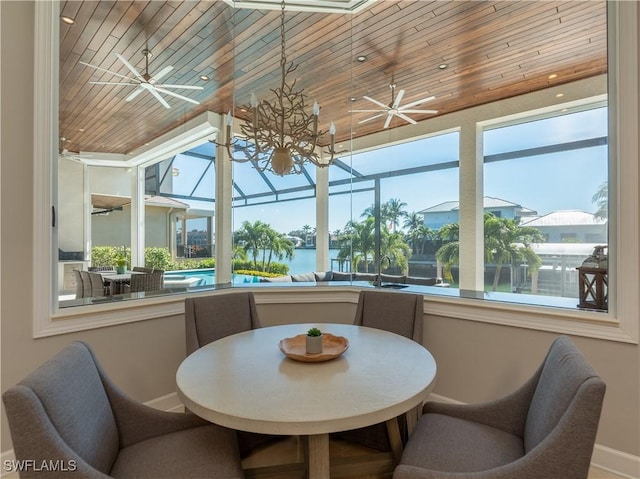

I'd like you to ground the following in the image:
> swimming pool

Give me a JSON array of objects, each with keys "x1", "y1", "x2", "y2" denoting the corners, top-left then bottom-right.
[{"x1": 164, "y1": 269, "x2": 260, "y2": 287}]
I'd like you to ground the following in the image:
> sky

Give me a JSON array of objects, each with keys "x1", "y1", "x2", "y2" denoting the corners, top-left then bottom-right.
[{"x1": 174, "y1": 106, "x2": 608, "y2": 235}]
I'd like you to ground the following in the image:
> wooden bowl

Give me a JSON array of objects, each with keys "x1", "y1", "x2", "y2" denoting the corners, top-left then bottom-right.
[{"x1": 278, "y1": 333, "x2": 349, "y2": 362}]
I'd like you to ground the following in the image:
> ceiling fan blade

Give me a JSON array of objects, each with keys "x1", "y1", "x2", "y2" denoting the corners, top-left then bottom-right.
[
  {"x1": 399, "y1": 95, "x2": 435, "y2": 110},
  {"x1": 395, "y1": 112, "x2": 418, "y2": 125},
  {"x1": 348, "y1": 109, "x2": 387, "y2": 113},
  {"x1": 125, "y1": 87, "x2": 145, "y2": 102},
  {"x1": 357, "y1": 113, "x2": 386, "y2": 124},
  {"x1": 115, "y1": 53, "x2": 144, "y2": 81},
  {"x1": 79, "y1": 61, "x2": 132, "y2": 81},
  {"x1": 363, "y1": 96, "x2": 390, "y2": 109},
  {"x1": 399, "y1": 109, "x2": 438, "y2": 114},
  {"x1": 154, "y1": 87, "x2": 200, "y2": 105},
  {"x1": 392, "y1": 89, "x2": 405, "y2": 109},
  {"x1": 383, "y1": 112, "x2": 394, "y2": 129},
  {"x1": 89, "y1": 81, "x2": 138, "y2": 86},
  {"x1": 143, "y1": 85, "x2": 171, "y2": 108},
  {"x1": 150, "y1": 65, "x2": 174, "y2": 84},
  {"x1": 155, "y1": 84, "x2": 204, "y2": 90}
]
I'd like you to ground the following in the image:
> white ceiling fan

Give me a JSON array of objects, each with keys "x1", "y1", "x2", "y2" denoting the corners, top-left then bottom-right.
[
  {"x1": 350, "y1": 80, "x2": 438, "y2": 128},
  {"x1": 79, "y1": 50, "x2": 203, "y2": 109}
]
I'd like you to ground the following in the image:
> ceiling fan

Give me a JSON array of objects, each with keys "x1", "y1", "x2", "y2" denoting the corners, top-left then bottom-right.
[
  {"x1": 350, "y1": 80, "x2": 438, "y2": 128},
  {"x1": 79, "y1": 50, "x2": 203, "y2": 109}
]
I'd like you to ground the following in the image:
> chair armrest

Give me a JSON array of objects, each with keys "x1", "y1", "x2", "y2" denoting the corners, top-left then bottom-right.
[
  {"x1": 87, "y1": 347, "x2": 209, "y2": 448},
  {"x1": 423, "y1": 365, "x2": 541, "y2": 437}
]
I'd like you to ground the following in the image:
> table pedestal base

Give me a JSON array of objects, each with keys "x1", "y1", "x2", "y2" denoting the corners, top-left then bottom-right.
[{"x1": 307, "y1": 434, "x2": 330, "y2": 479}]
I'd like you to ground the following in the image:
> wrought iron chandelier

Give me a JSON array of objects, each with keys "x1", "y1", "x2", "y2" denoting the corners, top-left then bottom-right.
[{"x1": 220, "y1": 1, "x2": 337, "y2": 176}]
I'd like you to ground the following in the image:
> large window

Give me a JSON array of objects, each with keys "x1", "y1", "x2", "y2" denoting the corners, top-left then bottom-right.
[{"x1": 483, "y1": 106, "x2": 608, "y2": 304}]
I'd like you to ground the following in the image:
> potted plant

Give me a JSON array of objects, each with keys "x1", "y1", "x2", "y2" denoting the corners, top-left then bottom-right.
[
  {"x1": 306, "y1": 327, "x2": 323, "y2": 354},
  {"x1": 115, "y1": 246, "x2": 128, "y2": 274}
]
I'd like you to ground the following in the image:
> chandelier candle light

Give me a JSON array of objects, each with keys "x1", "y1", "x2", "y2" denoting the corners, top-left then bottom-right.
[{"x1": 220, "y1": 1, "x2": 337, "y2": 176}]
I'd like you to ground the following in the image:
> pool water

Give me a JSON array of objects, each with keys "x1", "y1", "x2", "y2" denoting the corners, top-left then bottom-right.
[{"x1": 164, "y1": 269, "x2": 260, "y2": 286}]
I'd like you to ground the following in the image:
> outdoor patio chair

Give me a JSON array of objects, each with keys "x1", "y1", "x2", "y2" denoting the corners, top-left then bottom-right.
[
  {"x1": 394, "y1": 336, "x2": 606, "y2": 479},
  {"x1": 73, "y1": 269, "x2": 84, "y2": 298},
  {"x1": 132, "y1": 266, "x2": 154, "y2": 273},
  {"x1": 127, "y1": 270, "x2": 164, "y2": 293},
  {"x1": 80, "y1": 270, "x2": 108, "y2": 298},
  {"x1": 333, "y1": 289, "x2": 424, "y2": 452},
  {"x1": 2, "y1": 341, "x2": 244, "y2": 479}
]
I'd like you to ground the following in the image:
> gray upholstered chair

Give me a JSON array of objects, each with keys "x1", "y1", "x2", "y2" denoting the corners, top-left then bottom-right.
[
  {"x1": 185, "y1": 291, "x2": 261, "y2": 354},
  {"x1": 185, "y1": 292, "x2": 281, "y2": 457},
  {"x1": 394, "y1": 336, "x2": 606, "y2": 479},
  {"x1": 334, "y1": 289, "x2": 424, "y2": 451},
  {"x1": 2, "y1": 341, "x2": 244, "y2": 479}
]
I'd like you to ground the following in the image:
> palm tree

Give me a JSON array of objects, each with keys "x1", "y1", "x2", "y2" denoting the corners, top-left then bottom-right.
[
  {"x1": 592, "y1": 181, "x2": 608, "y2": 219},
  {"x1": 403, "y1": 212, "x2": 424, "y2": 254},
  {"x1": 234, "y1": 220, "x2": 269, "y2": 269},
  {"x1": 337, "y1": 217, "x2": 376, "y2": 272},
  {"x1": 436, "y1": 215, "x2": 543, "y2": 290},
  {"x1": 381, "y1": 231, "x2": 411, "y2": 274},
  {"x1": 384, "y1": 198, "x2": 408, "y2": 232},
  {"x1": 484, "y1": 215, "x2": 544, "y2": 291},
  {"x1": 265, "y1": 230, "x2": 295, "y2": 271}
]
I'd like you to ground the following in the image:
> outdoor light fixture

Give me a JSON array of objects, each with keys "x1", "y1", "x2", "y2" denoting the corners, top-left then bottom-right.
[{"x1": 219, "y1": 1, "x2": 337, "y2": 176}]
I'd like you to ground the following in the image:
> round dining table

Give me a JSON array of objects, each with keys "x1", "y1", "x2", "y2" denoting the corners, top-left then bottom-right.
[{"x1": 176, "y1": 323, "x2": 437, "y2": 479}]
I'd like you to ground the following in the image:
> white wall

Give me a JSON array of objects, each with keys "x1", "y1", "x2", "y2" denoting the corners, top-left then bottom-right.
[{"x1": 57, "y1": 158, "x2": 85, "y2": 253}]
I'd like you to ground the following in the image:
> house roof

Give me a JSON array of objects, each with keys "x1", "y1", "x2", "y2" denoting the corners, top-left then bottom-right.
[
  {"x1": 521, "y1": 210, "x2": 606, "y2": 227},
  {"x1": 418, "y1": 196, "x2": 525, "y2": 214}
]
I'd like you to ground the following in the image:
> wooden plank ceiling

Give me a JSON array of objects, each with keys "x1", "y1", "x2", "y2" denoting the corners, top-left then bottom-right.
[{"x1": 59, "y1": 0, "x2": 607, "y2": 155}]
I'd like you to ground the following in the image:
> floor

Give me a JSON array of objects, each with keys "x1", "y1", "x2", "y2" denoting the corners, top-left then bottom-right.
[{"x1": 242, "y1": 436, "x2": 629, "y2": 479}]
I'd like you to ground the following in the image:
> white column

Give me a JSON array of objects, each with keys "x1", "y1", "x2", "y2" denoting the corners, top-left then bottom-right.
[
  {"x1": 215, "y1": 115, "x2": 233, "y2": 284},
  {"x1": 131, "y1": 166, "x2": 145, "y2": 267},
  {"x1": 458, "y1": 122, "x2": 484, "y2": 291},
  {"x1": 316, "y1": 165, "x2": 329, "y2": 271}
]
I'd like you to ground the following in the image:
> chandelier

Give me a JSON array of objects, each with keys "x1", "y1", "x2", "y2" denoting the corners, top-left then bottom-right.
[{"x1": 220, "y1": 1, "x2": 337, "y2": 176}]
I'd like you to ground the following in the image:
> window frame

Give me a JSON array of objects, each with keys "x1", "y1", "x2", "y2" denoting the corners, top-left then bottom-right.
[{"x1": 34, "y1": 1, "x2": 638, "y2": 344}]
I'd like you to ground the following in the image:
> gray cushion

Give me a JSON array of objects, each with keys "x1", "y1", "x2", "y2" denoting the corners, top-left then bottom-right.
[
  {"x1": 381, "y1": 274, "x2": 406, "y2": 283},
  {"x1": 185, "y1": 292, "x2": 260, "y2": 355},
  {"x1": 110, "y1": 424, "x2": 243, "y2": 479},
  {"x1": 354, "y1": 273, "x2": 377, "y2": 281},
  {"x1": 15, "y1": 342, "x2": 119, "y2": 474},
  {"x1": 314, "y1": 271, "x2": 333, "y2": 281},
  {"x1": 524, "y1": 335, "x2": 601, "y2": 452},
  {"x1": 401, "y1": 413, "x2": 524, "y2": 473},
  {"x1": 260, "y1": 275, "x2": 292, "y2": 282},
  {"x1": 291, "y1": 272, "x2": 316, "y2": 282},
  {"x1": 331, "y1": 271, "x2": 353, "y2": 281},
  {"x1": 406, "y1": 276, "x2": 438, "y2": 286}
]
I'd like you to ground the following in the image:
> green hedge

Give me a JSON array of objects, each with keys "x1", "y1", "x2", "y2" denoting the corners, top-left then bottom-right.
[{"x1": 91, "y1": 246, "x2": 216, "y2": 272}]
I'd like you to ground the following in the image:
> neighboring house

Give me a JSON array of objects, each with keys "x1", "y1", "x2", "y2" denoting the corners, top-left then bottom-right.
[
  {"x1": 419, "y1": 196, "x2": 537, "y2": 230},
  {"x1": 521, "y1": 210, "x2": 607, "y2": 243}
]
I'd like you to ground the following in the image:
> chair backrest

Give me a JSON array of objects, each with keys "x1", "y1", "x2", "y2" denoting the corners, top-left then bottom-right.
[
  {"x1": 524, "y1": 336, "x2": 606, "y2": 453},
  {"x1": 129, "y1": 270, "x2": 164, "y2": 293},
  {"x1": 132, "y1": 266, "x2": 154, "y2": 273},
  {"x1": 2, "y1": 342, "x2": 119, "y2": 475},
  {"x1": 79, "y1": 270, "x2": 94, "y2": 298},
  {"x1": 88, "y1": 266, "x2": 115, "y2": 272},
  {"x1": 353, "y1": 290, "x2": 424, "y2": 342},
  {"x1": 87, "y1": 271, "x2": 107, "y2": 297},
  {"x1": 73, "y1": 269, "x2": 84, "y2": 298},
  {"x1": 185, "y1": 291, "x2": 261, "y2": 355}
]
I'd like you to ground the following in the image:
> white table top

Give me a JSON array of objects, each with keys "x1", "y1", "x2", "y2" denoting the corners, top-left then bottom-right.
[{"x1": 176, "y1": 323, "x2": 437, "y2": 436}]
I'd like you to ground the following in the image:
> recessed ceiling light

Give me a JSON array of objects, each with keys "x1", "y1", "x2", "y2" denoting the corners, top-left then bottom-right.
[
  {"x1": 556, "y1": 93, "x2": 564, "y2": 98},
  {"x1": 356, "y1": 55, "x2": 367, "y2": 62},
  {"x1": 78, "y1": 128, "x2": 85, "y2": 133},
  {"x1": 548, "y1": 74, "x2": 558, "y2": 80},
  {"x1": 438, "y1": 63, "x2": 448, "y2": 70},
  {"x1": 61, "y1": 16, "x2": 75, "y2": 25},
  {"x1": 349, "y1": 97, "x2": 357, "y2": 102},
  {"x1": 199, "y1": 75, "x2": 210, "y2": 81}
]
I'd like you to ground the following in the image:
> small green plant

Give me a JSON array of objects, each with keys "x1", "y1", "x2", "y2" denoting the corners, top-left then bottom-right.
[{"x1": 307, "y1": 327, "x2": 322, "y2": 337}]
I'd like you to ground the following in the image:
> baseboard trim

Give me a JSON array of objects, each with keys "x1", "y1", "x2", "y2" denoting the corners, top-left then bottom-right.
[
  {"x1": 591, "y1": 444, "x2": 640, "y2": 479},
  {"x1": 2, "y1": 392, "x2": 638, "y2": 479}
]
